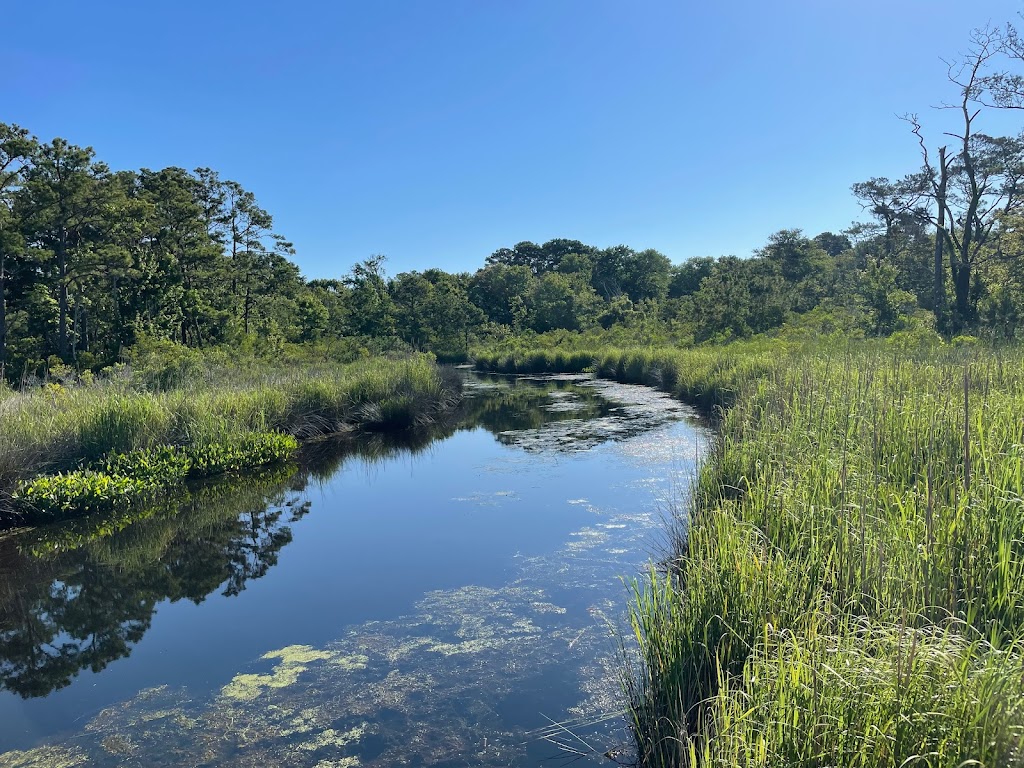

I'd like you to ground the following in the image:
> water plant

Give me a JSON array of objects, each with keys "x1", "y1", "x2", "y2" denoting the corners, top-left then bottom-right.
[
  {"x1": 0, "y1": 353, "x2": 461, "y2": 525},
  {"x1": 12, "y1": 432, "x2": 299, "y2": 522},
  {"x1": 478, "y1": 339, "x2": 1024, "y2": 767}
]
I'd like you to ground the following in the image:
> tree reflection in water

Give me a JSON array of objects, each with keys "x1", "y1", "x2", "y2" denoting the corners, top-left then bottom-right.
[{"x1": 0, "y1": 373, "x2": 637, "y2": 700}]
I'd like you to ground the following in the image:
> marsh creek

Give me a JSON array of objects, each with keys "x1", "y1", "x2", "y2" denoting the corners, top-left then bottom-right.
[{"x1": 0, "y1": 372, "x2": 705, "y2": 767}]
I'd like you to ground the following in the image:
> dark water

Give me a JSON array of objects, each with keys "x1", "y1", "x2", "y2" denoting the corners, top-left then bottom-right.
[{"x1": 0, "y1": 373, "x2": 705, "y2": 767}]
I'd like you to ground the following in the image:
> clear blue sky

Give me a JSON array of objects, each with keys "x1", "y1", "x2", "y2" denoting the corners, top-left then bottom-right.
[{"x1": 5, "y1": 0, "x2": 1023, "y2": 278}]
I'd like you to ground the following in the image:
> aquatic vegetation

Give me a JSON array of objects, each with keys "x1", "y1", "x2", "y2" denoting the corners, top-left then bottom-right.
[
  {"x1": 0, "y1": 746, "x2": 88, "y2": 768},
  {"x1": 484, "y1": 340, "x2": 1024, "y2": 767},
  {"x1": 0, "y1": 474, "x2": 307, "y2": 699},
  {"x1": 221, "y1": 645, "x2": 370, "y2": 703},
  {"x1": 13, "y1": 471, "x2": 156, "y2": 518},
  {"x1": 10, "y1": 432, "x2": 298, "y2": 522},
  {"x1": 0, "y1": 354, "x2": 461, "y2": 525},
  {"x1": 0, "y1": 425, "x2": 694, "y2": 767}
]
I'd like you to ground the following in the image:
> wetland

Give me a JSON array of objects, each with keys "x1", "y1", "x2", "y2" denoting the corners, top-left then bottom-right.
[{"x1": 0, "y1": 371, "x2": 705, "y2": 767}]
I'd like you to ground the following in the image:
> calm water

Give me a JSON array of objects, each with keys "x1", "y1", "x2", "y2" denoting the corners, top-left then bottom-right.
[{"x1": 0, "y1": 373, "x2": 705, "y2": 767}]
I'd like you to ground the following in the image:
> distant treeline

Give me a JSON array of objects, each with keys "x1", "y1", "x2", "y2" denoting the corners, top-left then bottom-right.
[{"x1": 3, "y1": 27, "x2": 1024, "y2": 380}]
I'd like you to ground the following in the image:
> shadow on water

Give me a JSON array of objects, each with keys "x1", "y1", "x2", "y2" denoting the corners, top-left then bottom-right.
[{"x1": 0, "y1": 372, "x2": 705, "y2": 766}]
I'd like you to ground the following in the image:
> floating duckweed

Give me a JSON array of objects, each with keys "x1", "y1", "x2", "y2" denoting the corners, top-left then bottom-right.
[
  {"x1": 100, "y1": 734, "x2": 135, "y2": 756},
  {"x1": 221, "y1": 645, "x2": 341, "y2": 702},
  {"x1": 427, "y1": 638, "x2": 506, "y2": 656},
  {"x1": 223, "y1": 671, "x2": 284, "y2": 704},
  {"x1": 377, "y1": 636, "x2": 434, "y2": 663},
  {"x1": 285, "y1": 707, "x2": 325, "y2": 736},
  {"x1": 365, "y1": 670, "x2": 436, "y2": 709},
  {"x1": 512, "y1": 618, "x2": 541, "y2": 634},
  {"x1": 315, "y1": 759, "x2": 360, "y2": 768}
]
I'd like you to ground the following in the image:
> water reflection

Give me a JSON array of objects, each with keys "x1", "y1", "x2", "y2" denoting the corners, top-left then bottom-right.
[
  {"x1": 0, "y1": 373, "x2": 704, "y2": 766},
  {"x1": 0, "y1": 375, "x2": 648, "y2": 703},
  {"x1": 0, "y1": 471, "x2": 304, "y2": 699}
]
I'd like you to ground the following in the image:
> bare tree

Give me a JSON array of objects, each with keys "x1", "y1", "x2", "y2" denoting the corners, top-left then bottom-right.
[{"x1": 904, "y1": 27, "x2": 1024, "y2": 331}]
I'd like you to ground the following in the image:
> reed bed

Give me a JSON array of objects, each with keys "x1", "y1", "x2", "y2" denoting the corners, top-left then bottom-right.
[
  {"x1": 477, "y1": 340, "x2": 1024, "y2": 767},
  {"x1": 0, "y1": 354, "x2": 460, "y2": 523}
]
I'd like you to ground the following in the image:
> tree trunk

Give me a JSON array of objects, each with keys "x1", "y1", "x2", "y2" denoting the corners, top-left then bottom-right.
[
  {"x1": 933, "y1": 148, "x2": 948, "y2": 330},
  {"x1": 0, "y1": 252, "x2": 7, "y2": 374},
  {"x1": 953, "y1": 260, "x2": 972, "y2": 330},
  {"x1": 243, "y1": 281, "x2": 251, "y2": 335},
  {"x1": 57, "y1": 240, "x2": 69, "y2": 361},
  {"x1": 72, "y1": 297, "x2": 82, "y2": 361}
]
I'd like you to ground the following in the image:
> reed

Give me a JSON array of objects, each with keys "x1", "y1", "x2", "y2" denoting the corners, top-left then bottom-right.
[
  {"x1": 479, "y1": 339, "x2": 1024, "y2": 767},
  {"x1": 0, "y1": 353, "x2": 461, "y2": 525}
]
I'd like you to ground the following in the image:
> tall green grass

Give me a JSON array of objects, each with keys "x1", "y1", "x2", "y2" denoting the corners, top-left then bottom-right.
[
  {"x1": 0, "y1": 354, "x2": 460, "y2": 524},
  {"x1": 478, "y1": 340, "x2": 1024, "y2": 767}
]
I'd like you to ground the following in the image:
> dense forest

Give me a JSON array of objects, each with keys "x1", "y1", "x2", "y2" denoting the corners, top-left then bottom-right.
[{"x1": 2, "y1": 24, "x2": 1024, "y2": 381}]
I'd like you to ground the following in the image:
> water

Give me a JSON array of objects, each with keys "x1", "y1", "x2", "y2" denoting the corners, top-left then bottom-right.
[{"x1": 0, "y1": 373, "x2": 706, "y2": 767}]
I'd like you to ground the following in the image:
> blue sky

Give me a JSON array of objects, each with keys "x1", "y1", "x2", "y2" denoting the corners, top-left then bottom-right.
[{"x1": 5, "y1": 1, "x2": 1023, "y2": 278}]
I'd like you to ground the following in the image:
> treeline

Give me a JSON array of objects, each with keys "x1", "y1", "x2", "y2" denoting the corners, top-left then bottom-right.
[
  {"x1": 0, "y1": 126, "x2": 680, "y2": 376},
  {"x1": 0, "y1": 129, "x2": 308, "y2": 376},
  {"x1": 3, "y1": 18, "x2": 1024, "y2": 380}
]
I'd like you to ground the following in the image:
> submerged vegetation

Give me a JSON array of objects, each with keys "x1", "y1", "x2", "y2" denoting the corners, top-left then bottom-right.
[
  {"x1": 0, "y1": 352, "x2": 460, "y2": 525},
  {"x1": 477, "y1": 340, "x2": 1024, "y2": 767}
]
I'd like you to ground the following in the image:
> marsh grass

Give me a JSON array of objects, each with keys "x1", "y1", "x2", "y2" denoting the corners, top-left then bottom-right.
[
  {"x1": 0, "y1": 354, "x2": 460, "y2": 524},
  {"x1": 479, "y1": 340, "x2": 1024, "y2": 767}
]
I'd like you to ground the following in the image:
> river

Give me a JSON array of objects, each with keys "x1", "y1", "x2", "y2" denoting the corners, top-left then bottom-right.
[{"x1": 0, "y1": 372, "x2": 705, "y2": 767}]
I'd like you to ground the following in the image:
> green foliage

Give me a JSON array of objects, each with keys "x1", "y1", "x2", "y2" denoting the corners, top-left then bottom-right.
[
  {"x1": 13, "y1": 432, "x2": 298, "y2": 522},
  {"x1": 183, "y1": 432, "x2": 299, "y2": 475},
  {"x1": 15, "y1": 471, "x2": 155, "y2": 518},
  {"x1": 101, "y1": 444, "x2": 193, "y2": 482},
  {"x1": 483, "y1": 339, "x2": 1024, "y2": 767},
  {"x1": 0, "y1": 352, "x2": 460, "y2": 525}
]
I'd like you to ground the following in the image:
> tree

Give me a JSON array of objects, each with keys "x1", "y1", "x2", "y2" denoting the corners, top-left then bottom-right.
[
  {"x1": 0, "y1": 124, "x2": 36, "y2": 374},
  {"x1": 812, "y1": 232, "x2": 853, "y2": 258},
  {"x1": 391, "y1": 270, "x2": 434, "y2": 349},
  {"x1": 850, "y1": 177, "x2": 928, "y2": 267},
  {"x1": 756, "y1": 229, "x2": 833, "y2": 312},
  {"x1": 668, "y1": 257, "x2": 715, "y2": 298},
  {"x1": 903, "y1": 25, "x2": 1024, "y2": 331},
  {"x1": 591, "y1": 245, "x2": 633, "y2": 299},
  {"x1": 621, "y1": 248, "x2": 672, "y2": 303},
  {"x1": 137, "y1": 167, "x2": 225, "y2": 346},
  {"x1": 528, "y1": 272, "x2": 599, "y2": 332},
  {"x1": 690, "y1": 256, "x2": 789, "y2": 341},
  {"x1": 468, "y1": 263, "x2": 534, "y2": 328},
  {"x1": 16, "y1": 139, "x2": 124, "y2": 361},
  {"x1": 485, "y1": 241, "x2": 547, "y2": 275},
  {"x1": 346, "y1": 255, "x2": 395, "y2": 337}
]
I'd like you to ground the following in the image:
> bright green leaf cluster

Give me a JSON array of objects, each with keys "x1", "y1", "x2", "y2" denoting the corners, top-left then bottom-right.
[
  {"x1": 14, "y1": 431, "x2": 298, "y2": 522},
  {"x1": 15, "y1": 472, "x2": 156, "y2": 517}
]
